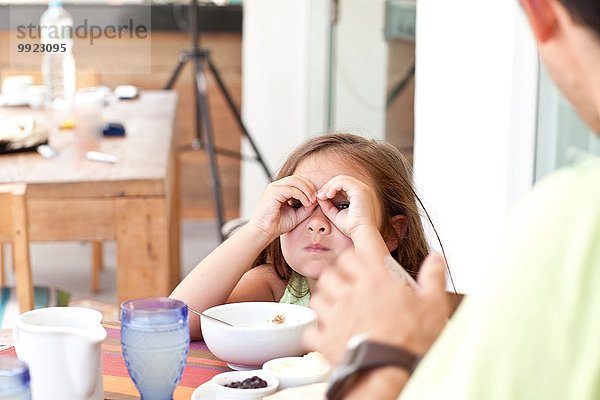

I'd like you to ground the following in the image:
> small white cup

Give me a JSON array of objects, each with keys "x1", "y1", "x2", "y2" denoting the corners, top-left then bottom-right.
[
  {"x1": 211, "y1": 370, "x2": 279, "y2": 400},
  {"x1": 13, "y1": 307, "x2": 107, "y2": 400},
  {"x1": 25, "y1": 85, "x2": 46, "y2": 109},
  {"x1": 1, "y1": 75, "x2": 33, "y2": 104},
  {"x1": 262, "y1": 355, "x2": 331, "y2": 389}
]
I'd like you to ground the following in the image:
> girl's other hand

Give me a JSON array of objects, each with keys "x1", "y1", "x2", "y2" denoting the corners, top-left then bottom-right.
[
  {"x1": 248, "y1": 175, "x2": 318, "y2": 240},
  {"x1": 316, "y1": 175, "x2": 379, "y2": 238}
]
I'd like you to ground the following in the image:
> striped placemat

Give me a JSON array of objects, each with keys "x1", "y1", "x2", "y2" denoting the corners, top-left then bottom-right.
[{"x1": 0, "y1": 321, "x2": 230, "y2": 399}]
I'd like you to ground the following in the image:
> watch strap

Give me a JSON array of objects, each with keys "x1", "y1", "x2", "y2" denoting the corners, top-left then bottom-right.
[
  {"x1": 327, "y1": 340, "x2": 421, "y2": 400},
  {"x1": 354, "y1": 340, "x2": 421, "y2": 373}
]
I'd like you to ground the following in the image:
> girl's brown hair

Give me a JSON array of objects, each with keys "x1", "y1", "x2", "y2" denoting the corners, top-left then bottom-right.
[{"x1": 255, "y1": 133, "x2": 429, "y2": 293}]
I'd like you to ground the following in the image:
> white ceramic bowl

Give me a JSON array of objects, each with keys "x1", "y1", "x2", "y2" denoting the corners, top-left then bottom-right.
[
  {"x1": 262, "y1": 353, "x2": 331, "y2": 389},
  {"x1": 211, "y1": 369, "x2": 279, "y2": 400},
  {"x1": 201, "y1": 302, "x2": 317, "y2": 370}
]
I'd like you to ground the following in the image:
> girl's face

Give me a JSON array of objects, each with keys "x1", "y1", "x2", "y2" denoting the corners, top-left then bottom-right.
[{"x1": 280, "y1": 153, "x2": 384, "y2": 281}]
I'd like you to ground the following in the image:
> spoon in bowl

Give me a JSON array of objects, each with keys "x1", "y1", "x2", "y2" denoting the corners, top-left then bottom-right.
[{"x1": 187, "y1": 306, "x2": 234, "y2": 327}]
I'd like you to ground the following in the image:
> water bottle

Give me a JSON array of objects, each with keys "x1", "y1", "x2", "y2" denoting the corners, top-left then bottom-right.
[
  {"x1": 0, "y1": 358, "x2": 31, "y2": 400},
  {"x1": 40, "y1": 0, "x2": 76, "y2": 109}
]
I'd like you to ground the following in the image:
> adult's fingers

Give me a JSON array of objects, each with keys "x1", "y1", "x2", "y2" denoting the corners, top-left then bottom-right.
[
  {"x1": 308, "y1": 294, "x2": 336, "y2": 332},
  {"x1": 335, "y1": 250, "x2": 392, "y2": 284},
  {"x1": 314, "y1": 265, "x2": 353, "y2": 305},
  {"x1": 302, "y1": 325, "x2": 319, "y2": 351},
  {"x1": 417, "y1": 253, "x2": 447, "y2": 297}
]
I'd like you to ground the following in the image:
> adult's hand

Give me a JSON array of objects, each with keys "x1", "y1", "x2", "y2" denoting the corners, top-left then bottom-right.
[{"x1": 304, "y1": 252, "x2": 449, "y2": 366}]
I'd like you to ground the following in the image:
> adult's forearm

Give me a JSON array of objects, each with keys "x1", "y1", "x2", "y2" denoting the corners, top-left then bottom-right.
[{"x1": 345, "y1": 367, "x2": 410, "y2": 400}]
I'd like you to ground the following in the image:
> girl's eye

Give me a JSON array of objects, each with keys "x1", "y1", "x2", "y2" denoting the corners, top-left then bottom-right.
[{"x1": 335, "y1": 202, "x2": 350, "y2": 210}]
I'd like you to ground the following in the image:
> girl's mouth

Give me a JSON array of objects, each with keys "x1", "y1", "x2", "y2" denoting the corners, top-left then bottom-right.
[{"x1": 304, "y1": 244, "x2": 330, "y2": 252}]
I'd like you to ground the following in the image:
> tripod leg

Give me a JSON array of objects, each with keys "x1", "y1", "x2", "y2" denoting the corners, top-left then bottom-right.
[
  {"x1": 206, "y1": 55, "x2": 273, "y2": 181},
  {"x1": 195, "y1": 59, "x2": 226, "y2": 242},
  {"x1": 165, "y1": 53, "x2": 189, "y2": 90},
  {"x1": 192, "y1": 52, "x2": 204, "y2": 150}
]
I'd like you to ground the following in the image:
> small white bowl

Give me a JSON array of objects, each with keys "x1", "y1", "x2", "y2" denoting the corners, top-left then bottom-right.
[
  {"x1": 201, "y1": 302, "x2": 317, "y2": 370},
  {"x1": 211, "y1": 370, "x2": 279, "y2": 400},
  {"x1": 262, "y1": 353, "x2": 331, "y2": 389}
]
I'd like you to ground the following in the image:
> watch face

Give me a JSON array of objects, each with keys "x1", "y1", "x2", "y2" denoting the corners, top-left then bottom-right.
[{"x1": 347, "y1": 333, "x2": 369, "y2": 350}]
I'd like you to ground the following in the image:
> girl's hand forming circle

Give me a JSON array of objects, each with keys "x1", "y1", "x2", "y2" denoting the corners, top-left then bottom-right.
[
  {"x1": 248, "y1": 175, "x2": 318, "y2": 240},
  {"x1": 316, "y1": 175, "x2": 380, "y2": 238}
]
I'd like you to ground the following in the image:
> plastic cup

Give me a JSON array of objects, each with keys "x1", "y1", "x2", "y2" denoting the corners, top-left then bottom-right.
[
  {"x1": 120, "y1": 298, "x2": 189, "y2": 400},
  {"x1": 0, "y1": 358, "x2": 31, "y2": 400}
]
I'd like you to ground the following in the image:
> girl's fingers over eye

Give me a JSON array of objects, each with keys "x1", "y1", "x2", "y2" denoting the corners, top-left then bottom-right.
[
  {"x1": 316, "y1": 198, "x2": 336, "y2": 215},
  {"x1": 293, "y1": 203, "x2": 318, "y2": 222},
  {"x1": 316, "y1": 176, "x2": 351, "y2": 200},
  {"x1": 276, "y1": 175, "x2": 317, "y2": 202},
  {"x1": 292, "y1": 175, "x2": 318, "y2": 200},
  {"x1": 280, "y1": 187, "x2": 313, "y2": 208},
  {"x1": 322, "y1": 175, "x2": 368, "y2": 199}
]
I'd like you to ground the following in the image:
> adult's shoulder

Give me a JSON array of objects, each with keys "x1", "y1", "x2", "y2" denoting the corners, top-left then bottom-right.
[
  {"x1": 501, "y1": 157, "x2": 600, "y2": 279},
  {"x1": 510, "y1": 157, "x2": 600, "y2": 227},
  {"x1": 530, "y1": 157, "x2": 600, "y2": 204}
]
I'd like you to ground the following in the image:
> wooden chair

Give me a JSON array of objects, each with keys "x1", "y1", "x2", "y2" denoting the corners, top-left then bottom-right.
[
  {"x1": 0, "y1": 184, "x2": 34, "y2": 312},
  {"x1": 1, "y1": 68, "x2": 104, "y2": 293}
]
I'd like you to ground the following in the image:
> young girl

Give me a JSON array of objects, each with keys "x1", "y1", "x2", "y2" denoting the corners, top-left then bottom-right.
[{"x1": 170, "y1": 133, "x2": 429, "y2": 339}]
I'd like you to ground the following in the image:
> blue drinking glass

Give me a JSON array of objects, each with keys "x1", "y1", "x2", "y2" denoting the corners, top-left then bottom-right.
[
  {"x1": 0, "y1": 358, "x2": 31, "y2": 400},
  {"x1": 120, "y1": 298, "x2": 190, "y2": 400}
]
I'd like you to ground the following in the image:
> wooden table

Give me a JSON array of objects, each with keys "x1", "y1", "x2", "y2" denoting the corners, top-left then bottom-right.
[{"x1": 0, "y1": 91, "x2": 180, "y2": 302}]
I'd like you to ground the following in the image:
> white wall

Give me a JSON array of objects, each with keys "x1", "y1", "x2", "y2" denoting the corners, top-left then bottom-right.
[
  {"x1": 241, "y1": 0, "x2": 388, "y2": 216},
  {"x1": 332, "y1": 0, "x2": 387, "y2": 137},
  {"x1": 241, "y1": 0, "x2": 330, "y2": 217},
  {"x1": 413, "y1": 1, "x2": 538, "y2": 293}
]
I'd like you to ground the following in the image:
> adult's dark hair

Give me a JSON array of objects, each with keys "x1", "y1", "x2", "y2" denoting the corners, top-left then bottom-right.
[{"x1": 559, "y1": 0, "x2": 600, "y2": 37}]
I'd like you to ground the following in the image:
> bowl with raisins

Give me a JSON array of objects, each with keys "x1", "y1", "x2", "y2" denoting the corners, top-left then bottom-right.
[{"x1": 211, "y1": 370, "x2": 279, "y2": 399}]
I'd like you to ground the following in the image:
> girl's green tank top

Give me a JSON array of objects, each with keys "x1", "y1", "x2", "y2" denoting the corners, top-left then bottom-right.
[{"x1": 278, "y1": 274, "x2": 310, "y2": 307}]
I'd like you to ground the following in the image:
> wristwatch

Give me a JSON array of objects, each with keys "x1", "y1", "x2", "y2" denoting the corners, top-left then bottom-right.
[{"x1": 326, "y1": 334, "x2": 421, "y2": 400}]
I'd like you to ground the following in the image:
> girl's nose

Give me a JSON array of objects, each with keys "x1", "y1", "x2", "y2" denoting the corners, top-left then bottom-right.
[{"x1": 306, "y1": 208, "x2": 331, "y2": 234}]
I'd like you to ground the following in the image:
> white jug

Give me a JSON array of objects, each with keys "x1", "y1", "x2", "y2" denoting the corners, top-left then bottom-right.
[{"x1": 13, "y1": 307, "x2": 107, "y2": 400}]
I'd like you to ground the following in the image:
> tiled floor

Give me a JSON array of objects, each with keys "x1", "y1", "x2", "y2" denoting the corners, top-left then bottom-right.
[{"x1": 1, "y1": 220, "x2": 221, "y2": 306}]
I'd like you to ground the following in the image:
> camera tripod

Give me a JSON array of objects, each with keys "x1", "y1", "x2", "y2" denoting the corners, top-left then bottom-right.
[{"x1": 165, "y1": 0, "x2": 272, "y2": 241}]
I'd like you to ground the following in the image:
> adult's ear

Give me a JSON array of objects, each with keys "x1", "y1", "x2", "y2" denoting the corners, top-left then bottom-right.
[
  {"x1": 521, "y1": 0, "x2": 558, "y2": 42},
  {"x1": 384, "y1": 215, "x2": 407, "y2": 252}
]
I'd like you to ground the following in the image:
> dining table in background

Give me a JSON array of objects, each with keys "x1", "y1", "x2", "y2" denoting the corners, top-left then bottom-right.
[
  {"x1": 0, "y1": 321, "x2": 230, "y2": 399},
  {"x1": 0, "y1": 91, "x2": 181, "y2": 302}
]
